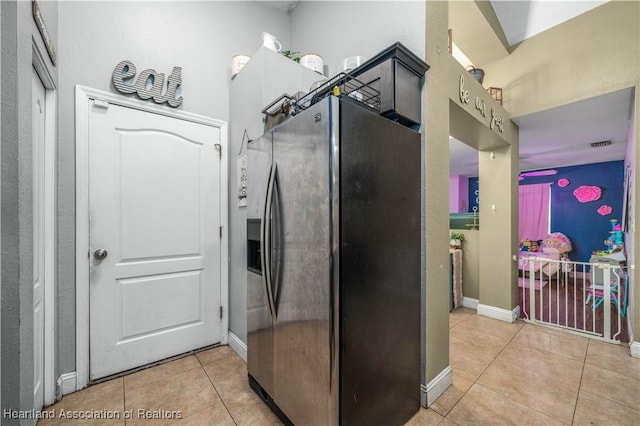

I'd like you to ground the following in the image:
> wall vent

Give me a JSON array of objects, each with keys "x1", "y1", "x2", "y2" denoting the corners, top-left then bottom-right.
[{"x1": 590, "y1": 140, "x2": 612, "y2": 148}]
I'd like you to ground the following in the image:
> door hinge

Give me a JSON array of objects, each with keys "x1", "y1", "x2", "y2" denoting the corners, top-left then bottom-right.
[
  {"x1": 214, "y1": 144, "x2": 222, "y2": 159},
  {"x1": 219, "y1": 226, "x2": 223, "y2": 238},
  {"x1": 219, "y1": 306, "x2": 223, "y2": 319},
  {"x1": 93, "y1": 98, "x2": 109, "y2": 109}
]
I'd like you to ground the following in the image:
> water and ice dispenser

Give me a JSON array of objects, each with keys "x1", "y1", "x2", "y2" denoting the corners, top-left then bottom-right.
[{"x1": 247, "y1": 218, "x2": 262, "y2": 275}]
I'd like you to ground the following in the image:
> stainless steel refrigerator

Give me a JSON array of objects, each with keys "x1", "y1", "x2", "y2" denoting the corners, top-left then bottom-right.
[{"x1": 247, "y1": 95, "x2": 421, "y2": 425}]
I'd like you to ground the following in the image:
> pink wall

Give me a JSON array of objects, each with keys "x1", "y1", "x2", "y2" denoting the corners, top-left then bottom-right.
[{"x1": 449, "y1": 175, "x2": 469, "y2": 213}]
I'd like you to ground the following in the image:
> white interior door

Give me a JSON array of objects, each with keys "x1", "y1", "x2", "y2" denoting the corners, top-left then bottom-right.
[
  {"x1": 32, "y1": 69, "x2": 46, "y2": 411},
  {"x1": 88, "y1": 101, "x2": 222, "y2": 380}
]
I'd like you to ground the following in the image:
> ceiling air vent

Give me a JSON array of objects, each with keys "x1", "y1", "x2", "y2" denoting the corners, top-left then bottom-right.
[{"x1": 590, "y1": 140, "x2": 612, "y2": 148}]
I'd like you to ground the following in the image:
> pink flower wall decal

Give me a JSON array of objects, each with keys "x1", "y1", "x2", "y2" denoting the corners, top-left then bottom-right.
[
  {"x1": 558, "y1": 178, "x2": 570, "y2": 187},
  {"x1": 573, "y1": 185, "x2": 601, "y2": 203},
  {"x1": 597, "y1": 205, "x2": 612, "y2": 216}
]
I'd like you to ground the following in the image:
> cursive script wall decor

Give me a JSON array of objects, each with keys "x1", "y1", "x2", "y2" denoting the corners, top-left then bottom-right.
[
  {"x1": 112, "y1": 60, "x2": 183, "y2": 107},
  {"x1": 459, "y1": 75, "x2": 469, "y2": 104},
  {"x1": 458, "y1": 73, "x2": 504, "y2": 133}
]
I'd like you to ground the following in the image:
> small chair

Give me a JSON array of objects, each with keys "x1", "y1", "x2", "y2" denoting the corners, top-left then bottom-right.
[{"x1": 585, "y1": 267, "x2": 627, "y2": 317}]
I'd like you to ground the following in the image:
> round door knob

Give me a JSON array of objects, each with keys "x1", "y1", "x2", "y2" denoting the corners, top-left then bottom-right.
[{"x1": 94, "y1": 249, "x2": 108, "y2": 260}]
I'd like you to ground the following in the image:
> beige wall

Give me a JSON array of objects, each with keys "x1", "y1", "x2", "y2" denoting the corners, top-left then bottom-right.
[
  {"x1": 629, "y1": 89, "x2": 639, "y2": 345},
  {"x1": 427, "y1": 0, "x2": 640, "y2": 399},
  {"x1": 482, "y1": 1, "x2": 640, "y2": 117},
  {"x1": 480, "y1": 0, "x2": 640, "y2": 349},
  {"x1": 456, "y1": 230, "x2": 479, "y2": 300},
  {"x1": 633, "y1": 90, "x2": 639, "y2": 345},
  {"x1": 424, "y1": 0, "x2": 452, "y2": 384},
  {"x1": 478, "y1": 145, "x2": 520, "y2": 310},
  {"x1": 425, "y1": 1, "x2": 519, "y2": 386}
]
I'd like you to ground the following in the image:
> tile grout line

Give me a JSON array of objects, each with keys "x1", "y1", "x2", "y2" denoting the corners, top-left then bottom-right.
[
  {"x1": 122, "y1": 377, "x2": 127, "y2": 426},
  {"x1": 447, "y1": 319, "x2": 575, "y2": 425},
  {"x1": 575, "y1": 344, "x2": 639, "y2": 412},
  {"x1": 493, "y1": 322, "x2": 582, "y2": 425},
  {"x1": 478, "y1": 321, "x2": 573, "y2": 424},
  {"x1": 441, "y1": 315, "x2": 524, "y2": 421},
  {"x1": 195, "y1": 350, "x2": 240, "y2": 426},
  {"x1": 571, "y1": 338, "x2": 590, "y2": 425},
  {"x1": 501, "y1": 322, "x2": 580, "y2": 425}
]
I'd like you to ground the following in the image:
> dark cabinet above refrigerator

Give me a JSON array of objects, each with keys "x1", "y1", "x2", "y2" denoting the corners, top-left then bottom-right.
[
  {"x1": 347, "y1": 42, "x2": 429, "y2": 128},
  {"x1": 263, "y1": 42, "x2": 429, "y2": 132}
]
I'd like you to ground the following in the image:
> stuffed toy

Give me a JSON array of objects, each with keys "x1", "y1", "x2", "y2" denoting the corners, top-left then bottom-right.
[{"x1": 541, "y1": 232, "x2": 572, "y2": 254}]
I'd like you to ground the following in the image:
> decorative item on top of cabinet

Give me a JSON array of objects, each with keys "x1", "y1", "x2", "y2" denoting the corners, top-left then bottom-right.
[
  {"x1": 261, "y1": 32, "x2": 282, "y2": 52},
  {"x1": 487, "y1": 87, "x2": 502, "y2": 105},
  {"x1": 299, "y1": 54, "x2": 324, "y2": 74},
  {"x1": 281, "y1": 50, "x2": 301, "y2": 62},
  {"x1": 466, "y1": 65, "x2": 485, "y2": 84},
  {"x1": 231, "y1": 54, "x2": 251, "y2": 78}
]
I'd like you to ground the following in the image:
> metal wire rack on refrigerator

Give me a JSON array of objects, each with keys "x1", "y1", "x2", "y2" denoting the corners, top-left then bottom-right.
[
  {"x1": 295, "y1": 72, "x2": 381, "y2": 113},
  {"x1": 261, "y1": 73, "x2": 381, "y2": 132}
]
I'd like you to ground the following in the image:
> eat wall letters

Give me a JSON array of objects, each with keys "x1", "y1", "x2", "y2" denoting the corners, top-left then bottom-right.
[{"x1": 112, "y1": 60, "x2": 183, "y2": 108}]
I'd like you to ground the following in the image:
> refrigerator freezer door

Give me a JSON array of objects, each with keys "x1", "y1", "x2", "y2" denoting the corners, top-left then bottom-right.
[
  {"x1": 339, "y1": 99, "x2": 421, "y2": 425},
  {"x1": 247, "y1": 134, "x2": 275, "y2": 396},
  {"x1": 271, "y1": 98, "x2": 337, "y2": 426}
]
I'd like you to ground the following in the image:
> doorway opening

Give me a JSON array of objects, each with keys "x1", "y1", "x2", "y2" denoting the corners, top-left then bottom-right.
[
  {"x1": 448, "y1": 135, "x2": 480, "y2": 311},
  {"x1": 32, "y1": 45, "x2": 57, "y2": 409}
]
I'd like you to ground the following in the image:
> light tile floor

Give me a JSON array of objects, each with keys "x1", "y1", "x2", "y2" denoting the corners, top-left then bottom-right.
[{"x1": 39, "y1": 308, "x2": 640, "y2": 425}]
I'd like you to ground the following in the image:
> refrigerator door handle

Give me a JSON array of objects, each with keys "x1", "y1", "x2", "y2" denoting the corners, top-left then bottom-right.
[
  {"x1": 262, "y1": 163, "x2": 277, "y2": 319},
  {"x1": 270, "y1": 166, "x2": 282, "y2": 317},
  {"x1": 259, "y1": 166, "x2": 272, "y2": 318}
]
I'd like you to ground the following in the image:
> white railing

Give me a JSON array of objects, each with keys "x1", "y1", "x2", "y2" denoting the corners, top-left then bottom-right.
[{"x1": 519, "y1": 256, "x2": 628, "y2": 343}]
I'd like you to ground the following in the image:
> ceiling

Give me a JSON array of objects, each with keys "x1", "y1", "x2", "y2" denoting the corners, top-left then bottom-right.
[
  {"x1": 450, "y1": 87, "x2": 633, "y2": 177},
  {"x1": 491, "y1": 0, "x2": 608, "y2": 47},
  {"x1": 261, "y1": 1, "x2": 299, "y2": 13},
  {"x1": 450, "y1": 0, "x2": 633, "y2": 177},
  {"x1": 258, "y1": 1, "x2": 632, "y2": 177}
]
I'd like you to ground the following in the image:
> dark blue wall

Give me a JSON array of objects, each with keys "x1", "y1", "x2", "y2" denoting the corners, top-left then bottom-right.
[
  {"x1": 468, "y1": 161, "x2": 625, "y2": 262},
  {"x1": 469, "y1": 177, "x2": 479, "y2": 212}
]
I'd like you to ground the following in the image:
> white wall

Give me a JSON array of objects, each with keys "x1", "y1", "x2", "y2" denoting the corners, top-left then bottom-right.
[
  {"x1": 56, "y1": 0, "x2": 290, "y2": 377},
  {"x1": 55, "y1": 0, "x2": 427, "y2": 380},
  {"x1": 227, "y1": 1, "x2": 426, "y2": 346},
  {"x1": 2, "y1": 0, "x2": 59, "y2": 415},
  {"x1": 228, "y1": 48, "x2": 323, "y2": 346},
  {"x1": 289, "y1": 1, "x2": 425, "y2": 77}
]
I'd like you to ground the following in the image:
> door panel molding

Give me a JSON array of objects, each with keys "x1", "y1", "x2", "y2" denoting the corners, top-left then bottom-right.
[{"x1": 75, "y1": 86, "x2": 228, "y2": 390}]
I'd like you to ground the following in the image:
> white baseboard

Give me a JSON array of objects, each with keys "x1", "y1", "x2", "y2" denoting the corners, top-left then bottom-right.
[
  {"x1": 228, "y1": 330, "x2": 247, "y2": 362},
  {"x1": 630, "y1": 341, "x2": 640, "y2": 358},
  {"x1": 57, "y1": 372, "x2": 77, "y2": 399},
  {"x1": 420, "y1": 366, "x2": 452, "y2": 407},
  {"x1": 462, "y1": 297, "x2": 479, "y2": 310},
  {"x1": 477, "y1": 303, "x2": 520, "y2": 323}
]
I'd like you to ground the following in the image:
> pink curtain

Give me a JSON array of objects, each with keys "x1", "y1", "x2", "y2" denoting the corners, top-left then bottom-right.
[{"x1": 519, "y1": 183, "x2": 551, "y2": 240}]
